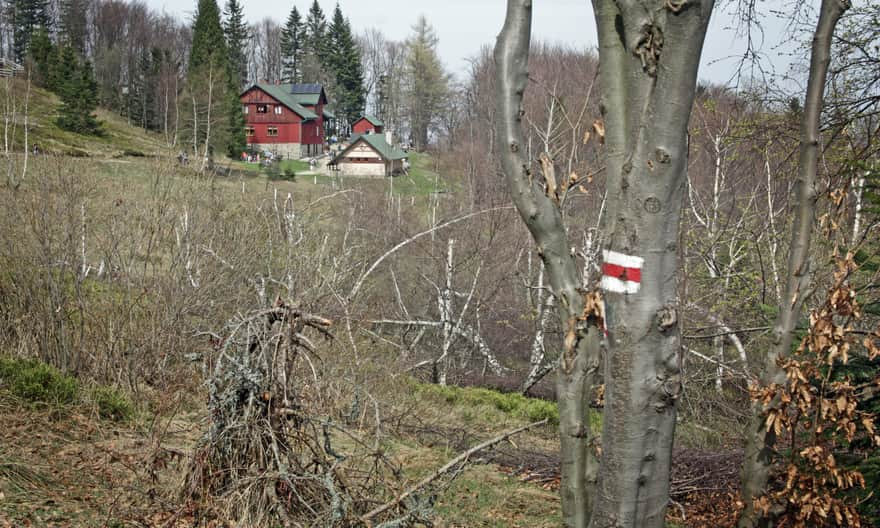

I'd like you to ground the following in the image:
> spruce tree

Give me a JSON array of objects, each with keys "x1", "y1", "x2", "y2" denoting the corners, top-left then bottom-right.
[
  {"x1": 327, "y1": 4, "x2": 364, "y2": 127},
  {"x1": 27, "y1": 28, "x2": 55, "y2": 88},
  {"x1": 12, "y1": 0, "x2": 52, "y2": 62},
  {"x1": 223, "y1": 0, "x2": 249, "y2": 88},
  {"x1": 59, "y1": 0, "x2": 88, "y2": 55},
  {"x1": 301, "y1": 0, "x2": 328, "y2": 81},
  {"x1": 225, "y1": 84, "x2": 246, "y2": 158},
  {"x1": 280, "y1": 6, "x2": 303, "y2": 83},
  {"x1": 56, "y1": 49, "x2": 101, "y2": 135},
  {"x1": 185, "y1": 0, "x2": 244, "y2": 160},
  {"x1": 190, "y1": 0, "x2": 228, "y2": 72}
]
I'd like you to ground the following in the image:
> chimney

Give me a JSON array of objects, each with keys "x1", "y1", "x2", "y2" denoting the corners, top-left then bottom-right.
[{"x1": 385, "y1": 130, "x2": 393, "y2": 145}]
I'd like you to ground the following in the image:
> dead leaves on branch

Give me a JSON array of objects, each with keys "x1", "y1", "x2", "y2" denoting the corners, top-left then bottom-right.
[
  {"x1": 751, "y1": 254, "x2": 880, "y2": 527},
  {"x1": 535, "y1": 119, "x2": 603, "y2": 203}
]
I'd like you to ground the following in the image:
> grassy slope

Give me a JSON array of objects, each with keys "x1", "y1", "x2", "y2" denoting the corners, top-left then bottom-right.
[{"x1": 7, "y1": 78, "x2": 167, "y2": 158}]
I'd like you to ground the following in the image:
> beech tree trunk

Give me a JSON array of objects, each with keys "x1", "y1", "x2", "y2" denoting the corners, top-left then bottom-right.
[
  {"x1": 737, "y1": 0, "x2": 849, "y2": 525},
  {"x1": 496, "y1": 0, "x2": 713, "y2": 525},
  {"x1": 590, "y1": 0, "x2": 713, "y2": 524},
  {"x1": 495, "y1": 4, "x2": 602, "y2": 526}
]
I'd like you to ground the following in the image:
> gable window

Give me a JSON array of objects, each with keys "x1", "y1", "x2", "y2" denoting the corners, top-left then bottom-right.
[
  {"x1": 256, "y1": 104, "x2": 268, "y2": 113},
  {"x1": 267, "y1": 127, "x2": 278, "y2": 137},
  {"x1": 242, "y1": 105, "x2": 248, "y2": 114},
  {"x1": 274, "y1": 106, "x2": 283, "y2": 115}
]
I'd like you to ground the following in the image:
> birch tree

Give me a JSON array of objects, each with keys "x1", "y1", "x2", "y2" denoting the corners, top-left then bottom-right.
[{"x1": 496, "y1": 1, "x2": 713, "y2": 527}]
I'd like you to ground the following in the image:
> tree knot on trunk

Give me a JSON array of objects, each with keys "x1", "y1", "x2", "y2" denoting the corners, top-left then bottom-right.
[
  {"x1": 655, "y1": 147, "x2": 671, "y2": 164},
  {"x1": 665, "y1": 0, "x2": 690, "y2": 14},
  {"x1": 656, "y1": 305, "x2": 678, "y2": 332}
]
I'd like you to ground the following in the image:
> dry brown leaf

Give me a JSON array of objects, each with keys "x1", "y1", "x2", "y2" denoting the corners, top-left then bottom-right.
[{"x1": 592, "y1": 120, "x2": 605, "y2": 144}]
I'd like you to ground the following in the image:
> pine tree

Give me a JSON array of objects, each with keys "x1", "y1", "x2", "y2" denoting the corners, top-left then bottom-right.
[
  {"x1": 280, "y1": 6, "x2": 303, "y2": 83},
  {"x1": 327, "y1": 4, "x2": 364, "y2": 128},
  {"x1": 12, "y1": 0, "x2": 52, "y2": 62},
  {"x1": 223, "y1": 0, "x2": 249, "y2": 88}
]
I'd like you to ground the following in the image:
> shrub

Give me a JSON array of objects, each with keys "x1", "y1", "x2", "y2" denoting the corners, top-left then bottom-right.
[
  {"x1": 0, "y1": 357, "x2": 79, "y2": 406},
  {"x1": 87, "y1": 386, "x2": 134, "y2": 422},
  {"x1": 0, "y1": 357, "x2": 134, "y2": 421}
]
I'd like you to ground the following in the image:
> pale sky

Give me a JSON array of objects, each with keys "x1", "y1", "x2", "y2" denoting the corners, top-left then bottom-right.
[{"x1": 145, "y1": 0, "x2": 809, "y2": 87}]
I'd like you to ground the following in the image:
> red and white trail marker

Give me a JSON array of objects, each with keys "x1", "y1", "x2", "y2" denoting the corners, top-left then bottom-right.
[{"x1": 600, "y1": 250, "x2": 643, "y2": 294}]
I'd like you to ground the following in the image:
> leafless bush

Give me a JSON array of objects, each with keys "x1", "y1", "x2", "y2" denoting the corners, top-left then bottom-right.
[{"x1": 181, "y1": 298, "x2": 434, "y2": 527}]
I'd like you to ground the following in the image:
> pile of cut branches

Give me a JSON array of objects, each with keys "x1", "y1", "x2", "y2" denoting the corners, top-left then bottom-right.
[{"x1": 181, "y1": 297, "x2": 423, "y2": 527}]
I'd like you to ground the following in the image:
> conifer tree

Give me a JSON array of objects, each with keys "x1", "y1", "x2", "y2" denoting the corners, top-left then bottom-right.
[
  {"x1": 405, "y1": 16, "x2": 448, "y2": 150},
  {"x1": 223, "y1": 0, "x2": 249, "y2": 88},
  {"x1": 190, "y1": 0, "x2": 228, "y2": 72},
  {"x1": 12, "y1": 0, "x2": 52, "y2": 62},
  {"x1": 59, "y1": 0, "x2": 88, "y2": 55},
  {"x1": 184, "y1": 0, "x2": 244, "y2": 162},
  {"x1": 56, "y1": 49, "x2": 101, "y2": 135},
  {"x1": 27, "y1": 28, "x2": 55, "y2": 88},
  {"x1": 280, "y1": 6, "x2": 303, "y2": 83},
  {"x1": 327, "y1": 4, "x2": 364, "y2": 127},
  {"x1": 301, "y1": 0, "x2": 328, "y2": 82}
]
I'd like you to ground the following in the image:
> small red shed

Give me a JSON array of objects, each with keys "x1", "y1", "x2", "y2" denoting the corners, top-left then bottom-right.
[{"x1": 351, "y1": 115, "x2": 384, "y2": 136}]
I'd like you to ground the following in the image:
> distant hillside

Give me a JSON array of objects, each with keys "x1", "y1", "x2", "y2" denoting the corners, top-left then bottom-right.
[{"x1": 6, "y1": 78, "x2": 169, "y2": 158}]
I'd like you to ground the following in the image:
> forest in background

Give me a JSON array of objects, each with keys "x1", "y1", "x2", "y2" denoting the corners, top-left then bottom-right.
[{"x1": 0, "y1": 0, "x2": 878, "y2": 527}]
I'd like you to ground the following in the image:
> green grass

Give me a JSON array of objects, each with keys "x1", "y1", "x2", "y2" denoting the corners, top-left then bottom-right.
[
  {"x1": 416, "y1": 382, "x2": 602, "y2": 432},
  {"x1": 0, "y1": 356, "x2": 133, "y2": 421},
  {"x1": 392, "y1": 152, "x2": 446, "y2": 196},
  {"x1": 5, "y1": 78, "x2": 167, "y2": 158},
  {"x1": 434, "y1": 464, "x2": 561, "y2": 527},
  {"x1": 234, "y1": 158, "x2": 312, "y2": 174},
  {"x1": 86, "y1": 385, "x2": 135, "y2": 421}
]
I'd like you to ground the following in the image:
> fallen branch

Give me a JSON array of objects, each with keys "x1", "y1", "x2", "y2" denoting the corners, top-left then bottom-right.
[{"x1": 360, "y1": 418, "x2": 549, "y2": 523}]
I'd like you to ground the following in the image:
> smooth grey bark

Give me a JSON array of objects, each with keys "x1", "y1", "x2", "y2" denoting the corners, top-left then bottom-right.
[
  {"x1": 496, "y1": 0, "x2": 713, "y2": 525},
  {"x1": 737, "y1": 0, "x2": 849, "y2": 525},
  {"x1": 495, "y1": 2, "x2": 602, "y2": 526},
  {"x1": 588, "y1": 0, "x2": 713, "y2": 525}
]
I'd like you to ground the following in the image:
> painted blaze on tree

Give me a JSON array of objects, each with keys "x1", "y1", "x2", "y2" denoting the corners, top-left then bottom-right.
[{"x1": 495, "y1": 0, "x2": 714, "y2": 526}]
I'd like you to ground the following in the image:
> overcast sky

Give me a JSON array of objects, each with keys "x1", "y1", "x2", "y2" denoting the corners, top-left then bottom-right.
[{"x1": 144, "y1": 0, "x2": 808, "y2": 87}]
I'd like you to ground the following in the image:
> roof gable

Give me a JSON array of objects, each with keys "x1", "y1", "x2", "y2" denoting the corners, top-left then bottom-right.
[
  {"x1": 356, "y1": 115, "x2": 384, "y2": 127},
  {"x1": 333, "y1": 134, "x2": 406, "y2": 164},
  {"x1": 241, "y1": 84, "x2": 318, "y2": 120}
]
